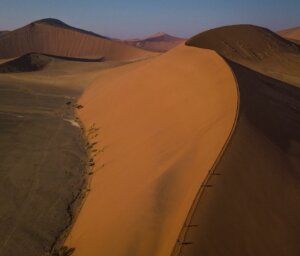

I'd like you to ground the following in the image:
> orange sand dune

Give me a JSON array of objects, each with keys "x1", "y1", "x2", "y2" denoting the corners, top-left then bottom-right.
[
  {"x1": 176, "y1": 61, "x2": 300, "y2": 256},
  {"x1": 186, "y1": 24, "x2": 300, "y2": 86},
  {"x1": 124, "y1": 32, "x2": 185, "y2": 52},
  {"x1": 278, "y1": 26, "x2": 300, "y2": 41},
  {"x1": 65, "y1": 45, "x2": 238, "y2": 255},
  {"x1": 0, "y1": 19, "x2": 154, "y2": 61},
  {"x1": 173, "y1": 25, "x2": 300, "y2": 256}
]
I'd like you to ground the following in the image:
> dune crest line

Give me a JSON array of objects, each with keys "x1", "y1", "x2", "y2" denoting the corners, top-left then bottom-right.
[
  {"x1": 171, "y1": 55, "x2": 240, "y2": 255},
  {"x1": 65, "y1": 45, "x2": 238, "y2": 256}
]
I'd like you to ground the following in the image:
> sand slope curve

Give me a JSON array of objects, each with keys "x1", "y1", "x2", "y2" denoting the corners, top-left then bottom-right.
[
  {"x1": 125, "y1": 32, "x2": 185, "y2": 52},
  {"x1": 173, "y1": 26, "x2": 300, "y2": 256},
  {"x1": 186, "y1": 24, "x2": 300, "y2": 86},
  {"x1": 65, "y1": 45, "x2": 238, "y2": 256},
  {"x1": 0, "y1": 19, "x2": 154, "y2": 61},
  {"x1": 177, "y1": 60, "x2": 300, "y2": 256},
  {"x1": 278, "y1": 26, "x2": 300, "y2": 41}
]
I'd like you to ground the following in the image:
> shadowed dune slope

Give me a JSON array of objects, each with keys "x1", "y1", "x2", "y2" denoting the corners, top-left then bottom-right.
[
  {"x1": 125, "y1": 32, "x2": 185, "y2": 52},
  {"x1": 186, "y1": 25, "x2": 300, "y2": 86},
  {"x1": 0, "y1": 19, "x2": 154, "y2": 61},
  {"x1": 0, "y1": 53, "x2": 52, "y2": 72},
  {"x1": 65, "y1": 45, "x2": 238, "y2": 256},
  {"x1": 0, "y1": 31, "x2": 9, "y2": 37},
  {"x1": 172, "y1": 28, "x2": 300, "y2": 256},
  {"x1": 0, "y1": 53, "x2": 104, "y2": 73},
  {"x1": 278, "y1": 26, "x2": 300, "y2": 41}
]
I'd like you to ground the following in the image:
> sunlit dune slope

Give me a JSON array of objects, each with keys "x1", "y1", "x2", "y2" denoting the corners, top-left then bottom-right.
[
  {"x1": 65, "y1": 45, "x2": 238, "y2": 256},
  {"x1": 278, "y1": 26, "x2": 300, "y2": 41},
  {"x1": 186, "y1": 24, "x2": 300, "y2": 86},
  {"x1": 0, "y1": 19, "x2": 154, "y2": 61}
]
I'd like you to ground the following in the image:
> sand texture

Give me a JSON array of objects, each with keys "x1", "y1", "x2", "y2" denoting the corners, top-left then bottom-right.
[
  {"x1": 65, "y1": 45, "x2": 238, "y2": 256},
  {"x1": 0, "y1": 57, "x2": 131, "y2": 256},
  {"x1": 278, "y1": 26, "x2": 300, "y2": 41},
  {"x1": 0, "y1": 19, "x2": 154, "y2": 61},
  {"x1": 186, "y1": 25, "x2": 300, "y2": 86},
  {"x1": 171, "y1": 25, "x2": 300, "y2": 256},
  {"x1": 0, "y1": 79, "x2": 87, "y2": 256},
  {"x1": 125, "y1": 32, "x2": 185, "y2": 52},
  {"x1": 176, "y1": 61, "x2": 300, "y2": 256}
]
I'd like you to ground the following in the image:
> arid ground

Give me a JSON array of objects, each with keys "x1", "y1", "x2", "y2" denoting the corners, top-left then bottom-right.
[{"x1": 0, "y1": 19, "x2": 299, "y2": 256}]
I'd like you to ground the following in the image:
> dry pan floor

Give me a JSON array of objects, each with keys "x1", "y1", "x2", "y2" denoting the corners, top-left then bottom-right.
[
  {"x1": 0, "y1": 59, "x2": 124, "y2": 256},
  {"x1": 0, "y1": 79, "x2": 87, "y2": 256}
]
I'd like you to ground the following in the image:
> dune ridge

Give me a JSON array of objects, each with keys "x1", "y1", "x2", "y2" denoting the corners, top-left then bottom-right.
[
  {"x1": 177, "y1": 60, "x2": 300, "y2": 256},
  {"x1": 172, "y1": 26, "x2": 300, "y2": 255},
  {"x1": 186, "y1": 24, "x2": 300, "y2": 86},
  {"x1": 124, "y1": 32, "x2": 185, "y2": 52},
  {"x1": 0, "y1": 19, "x2": 154, "y2": 61},
  {"x1": 278, "y1": 26, "x2": 300, "y2": 41},
  {"x1": 0, "y1": 53, "x2": 52, "y2": 73},
  {"x1": 65, "y1": 45, "x2": 238, "y2": 256}
]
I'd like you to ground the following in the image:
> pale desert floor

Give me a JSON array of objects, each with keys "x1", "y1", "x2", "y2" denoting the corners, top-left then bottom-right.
[{"x1": 0, "y1": 57, "x2": 139, "y2": 256}]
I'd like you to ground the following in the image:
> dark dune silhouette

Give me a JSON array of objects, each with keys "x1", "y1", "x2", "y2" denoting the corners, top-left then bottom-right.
[
  {"x1": 0, "y1": 31, "x2": 9, "y2": 37},
  {"x1": 0, "y1": 19, "x2": 154, "y2": 60},
  {"x1": 0, "y1": 53, "x2": 104, "y2": 73},
  {"x1": 0, "y1": 53, "x2": 51, "y2": 72}
]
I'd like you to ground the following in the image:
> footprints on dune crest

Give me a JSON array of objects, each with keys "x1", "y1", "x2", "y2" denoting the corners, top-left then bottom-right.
[{"x1": 83, "y1": 122, "x2": 107, "y2": 194}]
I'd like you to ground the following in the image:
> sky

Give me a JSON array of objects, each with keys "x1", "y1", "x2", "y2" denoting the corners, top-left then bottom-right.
[{"x1": 0, "y1": 0, "x2": 300, "y2": 39}]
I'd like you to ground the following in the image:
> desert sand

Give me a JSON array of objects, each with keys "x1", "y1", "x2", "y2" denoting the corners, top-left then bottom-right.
[
  {"x1": 173, "y1": 25, "x2": 300, "y2": 255},
  {"x1": 124, "y1": 32, "x2": 186, "y2": 52},
  {"x1": 278, "y1": 26, "x2": 300, "y2": 41},
  {"x1": 186, "y1": 24, "x2": 300, "y2": 86},
  {"x1": 1, "y1": 19, "x2": 299, "y2": 256},
  {"x1": 178, "y1": 62, "x2": 300, "y2": 256},
  {"x1": 0, "y1": 56, "x2": 140, "y2": 256},
  {"x1": 65, "y1": 44, "x2": 238, "y2": 256},
  {"x1": 0, "y1": 19, "x2": 155, "y2": 61}
]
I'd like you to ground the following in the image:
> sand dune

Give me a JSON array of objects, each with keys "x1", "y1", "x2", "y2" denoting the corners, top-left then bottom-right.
[
  {"x1": 0, "y1": 53, "x2": 104, "y2": 73},
  {"x1": 124, "y1": 32, "x2": 185, "y2": 52},
  {"x1": 65, "y1": 45, "x2": 238, "y2": 256},
  {"x1": 171, "y1": 26, "x2": 300, "y2": 256},
  {"x1": 278, "y1": 26, "x2": 300, "y2": 41},
  {"x1": 0, "y1": 19, "x2": 154, "y2": 61},
  {"x1": 0, "y1": 31, "x2": 9, "y2": 37},
  {"x1": 186, "y1": 24, "x2": 300, "y2": 86},
  {"x1": 176, "y1": 60, "x2": 300, "y2": 256},
  {"x1": 0, "y1": 53, "x2": 52, "y2": 72}
]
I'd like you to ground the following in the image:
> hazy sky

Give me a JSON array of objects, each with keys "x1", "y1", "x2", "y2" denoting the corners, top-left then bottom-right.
[{"x1": 0, "y1": 0, "x2": 299, "y2": 39}]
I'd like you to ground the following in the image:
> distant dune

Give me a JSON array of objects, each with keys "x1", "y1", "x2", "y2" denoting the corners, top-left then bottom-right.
[
  {"x1": 278, "y1": 26, "x2": 300, "y2": 41},
  {"x1": 186, "y1": 24, "x2": 300, "y2": 85},
  {"x1": 0, "y1": 18, "x2": 154, "y2": 60},
  {"x1": 124, "y1": 32, "x2": 185, "y2": 52},
  {"x1": 65, "y1": 45, "x2": 238, "y2": 256}
]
